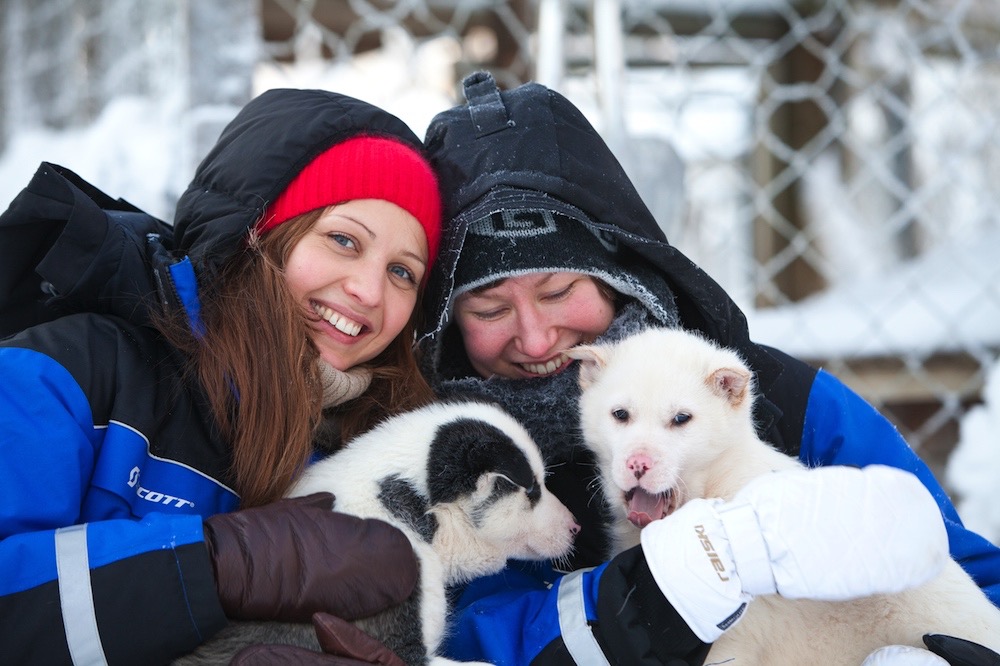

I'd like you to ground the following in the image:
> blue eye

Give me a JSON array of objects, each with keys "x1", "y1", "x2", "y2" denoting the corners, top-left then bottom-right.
[
  {"x1": 673, "y1": 412, "x2": 691, "y2": 426},
  {"x1": 612, "y1": 408, "x2": 629, "y2": 422},
  {"x1": 329, "y1": 233, "x2": 356, "y2": 250},
  {"x1": 390, "y1": 264, "x2": 417, "y2": 285}
]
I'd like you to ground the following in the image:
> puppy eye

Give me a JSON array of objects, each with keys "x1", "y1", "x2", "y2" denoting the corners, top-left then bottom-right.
[
  {"x1": 673, "y1": 412, "x2": 692, "y2": 426},
  {"x1": 612, "y1": 408, "x2": 629, "y2": 422}
]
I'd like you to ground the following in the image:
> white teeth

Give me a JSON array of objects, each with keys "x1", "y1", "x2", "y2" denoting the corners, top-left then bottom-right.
[
  {"x1": 312, "y1": 303, "x2": 363, "y2": 337},
  {"x1": 522, "y1": 354, "x2": 568, "y2": 376}
]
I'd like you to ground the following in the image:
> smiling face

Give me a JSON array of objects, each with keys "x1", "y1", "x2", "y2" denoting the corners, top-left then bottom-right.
[
  {"x1": 453, "y1": 272, "x2": 616, "y2": 379},
  {"x1": 283, "y1": 199, "x2": 428, "y2": 371}
]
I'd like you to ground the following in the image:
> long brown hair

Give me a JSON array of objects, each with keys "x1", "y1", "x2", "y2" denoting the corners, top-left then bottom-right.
[{"x1": 157, "y1": 209, "x2": 434, "y2": 507}]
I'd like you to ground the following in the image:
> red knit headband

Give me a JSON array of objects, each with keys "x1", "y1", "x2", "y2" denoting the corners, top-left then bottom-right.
[{"x1": 260, "y1": 135, "x2": 441, "y2": 266}]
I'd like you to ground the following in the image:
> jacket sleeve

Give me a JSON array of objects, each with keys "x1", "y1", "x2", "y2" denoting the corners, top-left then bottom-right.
[
  {"x1": 0, "y1": 345, "x2": 227, "y2": 665},
  {"x1": 442, "y1": 554, "x2": 710, "y2": 666},
  {"x1": 0, "y1": 161, "x2": 172, "y2": 337},
  {"x1": 800, "y1": 368, "x2": 1000, "y2": 607}
]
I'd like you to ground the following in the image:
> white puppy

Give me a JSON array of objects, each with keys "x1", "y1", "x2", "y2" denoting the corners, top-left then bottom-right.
[
  {"x1": 567, "y1": 327, "x2": 1000, "y2": 665},
  {"x1": 177, "y1": 400, "x2": 579, "y2": 666}
]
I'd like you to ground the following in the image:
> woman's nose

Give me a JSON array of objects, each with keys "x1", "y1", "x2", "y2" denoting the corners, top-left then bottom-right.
[
  {"x1": 514, "y1": 307, "x2": 558, "y2": 357},
  {"x1": 343, "y1": 267, "x2": 384, "y2": 308}
]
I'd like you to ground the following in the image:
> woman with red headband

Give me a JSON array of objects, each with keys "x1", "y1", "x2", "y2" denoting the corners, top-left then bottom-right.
[{"x1": 0, "y1": 89, "x2": 441, "y2": 664}]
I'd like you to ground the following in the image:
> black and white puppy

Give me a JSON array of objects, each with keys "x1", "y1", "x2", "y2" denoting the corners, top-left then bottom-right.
[
  {"x1": 567, "y1": 327, "x2": 1000, "y2": 665},
  {"x1": 177, "y1": 400, "x2": 578, "y2": 666}
]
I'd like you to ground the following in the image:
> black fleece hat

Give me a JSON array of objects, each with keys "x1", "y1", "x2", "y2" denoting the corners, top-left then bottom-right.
[
  {"x1": 452, "y1": 201, "x2": 679, "y2": 327},
  {"x1": 454, "y1": 206, "x2": 616, "y2": 292}
]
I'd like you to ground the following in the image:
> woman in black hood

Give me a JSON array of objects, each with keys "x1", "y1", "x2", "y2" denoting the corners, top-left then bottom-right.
[
  {"x1": 0, "y1": 89, "x2": 442, "y2": 663},
  {"x1": 418, "y1": 72, "x2": 1000, "y2": 664}
]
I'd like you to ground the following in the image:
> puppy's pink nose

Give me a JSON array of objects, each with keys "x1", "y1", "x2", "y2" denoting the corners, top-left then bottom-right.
[{"x1": 627, "y1": 453, "x2": 652, "y2": 479}]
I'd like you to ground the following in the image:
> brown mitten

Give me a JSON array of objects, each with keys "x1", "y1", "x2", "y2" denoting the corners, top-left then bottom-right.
[
  {"x1": 203, "y1": 493, "x2": 417, "y2": 622},
  {"x1": 227, "y1": 613, "x2": 406, "y2": 666},
  {"x1": 313, "y1": 613, "x2": 406, "y2": 666}
]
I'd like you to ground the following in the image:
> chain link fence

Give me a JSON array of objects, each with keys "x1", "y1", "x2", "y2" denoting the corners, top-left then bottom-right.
[{"x1": 3, "y1": 0, "x2": 999, "y2": 487}]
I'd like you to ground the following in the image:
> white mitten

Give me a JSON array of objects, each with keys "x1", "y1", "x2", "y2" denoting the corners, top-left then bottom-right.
[{"x1": 640, "y1": 465, "x2": 949, "y2": 643}]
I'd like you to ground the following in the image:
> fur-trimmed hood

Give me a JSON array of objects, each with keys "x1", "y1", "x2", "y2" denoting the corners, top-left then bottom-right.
[{"x1": 417, "y1": 71, "x2": 779, "y2": 386}]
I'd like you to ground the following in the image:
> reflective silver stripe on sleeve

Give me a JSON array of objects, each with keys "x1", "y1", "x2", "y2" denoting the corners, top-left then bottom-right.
[
  {"x1": 55, "y1": 524, "x2": 109, "y2": 666},
  {"x1": 556, "y1": 568, "x2": 612, "y2": 666}
]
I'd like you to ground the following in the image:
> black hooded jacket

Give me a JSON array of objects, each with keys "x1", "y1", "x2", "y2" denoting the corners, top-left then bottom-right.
[
  {"x1": 0, "y1": 89, "x2": 427, "y2": 665},
  {"x1": 419, "y1": 73, "x2": 811, "y2": 463},
  {"x1": 416, "y1": 72, "x2": 818, "y2": 665}
]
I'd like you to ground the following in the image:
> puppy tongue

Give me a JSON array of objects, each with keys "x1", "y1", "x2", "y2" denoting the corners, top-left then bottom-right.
[{"x1": 627, "y1": 488, "x2": 668, "y2": 528}]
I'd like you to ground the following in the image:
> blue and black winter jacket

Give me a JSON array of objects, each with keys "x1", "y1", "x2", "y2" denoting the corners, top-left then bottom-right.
[
  {"x1": 0, "y1": 89, "x2": 431, "y2": 665},
  {"x1": 417, "y1": 72, "x2": 1000, "y2": 665},
  {"x1": 0, "y1": 161, "x2": 237, "y2": 664}
]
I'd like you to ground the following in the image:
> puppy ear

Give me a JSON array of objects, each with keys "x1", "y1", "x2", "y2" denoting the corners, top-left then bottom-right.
[
  {"x1": 564, "y1": 344, "x2": 608, "y2": 389},
  {"x1": 708, "y1": 366, "x2": 751, "y2": 406}
]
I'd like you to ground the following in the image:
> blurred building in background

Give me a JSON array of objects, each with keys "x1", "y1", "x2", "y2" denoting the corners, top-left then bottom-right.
[{"x1": 2, "y1": 0, "x2": 999, "y2": 489}]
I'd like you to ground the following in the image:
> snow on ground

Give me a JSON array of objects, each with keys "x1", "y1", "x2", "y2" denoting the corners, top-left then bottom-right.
[{"x1": 746, "y1": 228, "x2": 1000, "y2": 359}]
